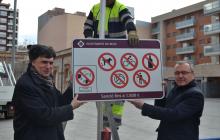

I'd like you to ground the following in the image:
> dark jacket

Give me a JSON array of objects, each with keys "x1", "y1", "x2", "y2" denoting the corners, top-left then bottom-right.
[
  {"x1": 12, "y1": 67, "x2": 74, "y2": 140},
  {"x1": 142, "y1": 80, "x2": 204, "y2": 140}
]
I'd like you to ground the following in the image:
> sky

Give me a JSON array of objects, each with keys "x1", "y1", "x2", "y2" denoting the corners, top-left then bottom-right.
[{"x1": 3, "y1": 0, "x2": 204, "y2": 45}]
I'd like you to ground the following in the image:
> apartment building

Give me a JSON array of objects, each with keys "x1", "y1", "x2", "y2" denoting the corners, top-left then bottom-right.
[
  {"x1": 151, "y1": 0, "x2": 220, "y2": 97},
  {"x1": 0, "y1": 0, "x2": 18, "y2": 53}
]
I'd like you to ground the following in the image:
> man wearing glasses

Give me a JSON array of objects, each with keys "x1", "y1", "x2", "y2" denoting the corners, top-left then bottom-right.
[{"x1": 129, "y1": 61, "x2": 204, "y2": 140}]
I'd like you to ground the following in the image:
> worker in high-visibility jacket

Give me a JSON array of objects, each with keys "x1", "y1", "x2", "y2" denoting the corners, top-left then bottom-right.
[{"x1": 83, "y1": 0, "x2": 139, "y2": 128}]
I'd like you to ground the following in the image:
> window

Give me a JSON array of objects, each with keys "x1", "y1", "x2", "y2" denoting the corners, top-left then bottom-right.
[
  {"x1": 173, "y1": 44, "x2": 177, "y2": 49},
  {"x1": 207, "y1": 38, "x2": 211, "y2": 44},
  {"x1": 0, "y1": 32, "x2": 6, "y2": 38},
  {"x1": 172, "y1": 32, "x2": 177, "y2": 37},
  {"x1": 8, "y1": 25, "x2": 13, "y2": 30},
  {"x1": 0, "y1": 39, "x2": 6, "y2": 45},
  {"x1": 0, "y1": 25, "x2": 6, "y2": 30},
  {"x1": 0, "y1": 46, "x2": 6, "y2": 51},
  {"x1": 199, "y1": 25, "x2": 204, "y2": 31},
  {"x1": 0, "y1": 6, "x2": 7, "y2": 9},
  {"x1": 167, "y1": 45, "x2": 171, "y2": 49},
  {"x1": 199, "y1": 53, "x2": 203, "y2": 58},
  {"x1": 0, "y1": 18, "x2": 7, "y2": 23},
  {"x1": 199, "y1": 39, "x2": 205, "y2": 45},
  {"x1": 0, "y1": 11, "x2": 7, "y2": 16},
  {"x1": 166, "y1": 33, "x2": 171, "y2": 38},
  {"x1": 173, "y1": 56, "x2": 177, "y2": 61}
]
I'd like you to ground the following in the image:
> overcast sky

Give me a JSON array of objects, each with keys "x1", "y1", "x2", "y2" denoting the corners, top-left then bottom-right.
[{"x1": 3, "y1": 0, "x2": 204, "y2": 45}]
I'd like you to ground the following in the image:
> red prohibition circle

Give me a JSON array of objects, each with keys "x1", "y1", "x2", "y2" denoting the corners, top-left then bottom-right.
[
  {"x1": 133, "y1": 69, "x2": 150, "y2": 88},
  {"x1": 120, "y1": 52, "x2": 138, "y2": 71},
  {"x1": 75, "y1": 67, "x2": 95, "y2": 86},
  {"x1": 98, "y1": 52, "x2": 116, "y2": 71},
  {"x1": 110, "y1": 69, "x2": 128, "y2": 88},
  {"x1": 142, "y1": 53, "x2": 159, "y2": 71}
]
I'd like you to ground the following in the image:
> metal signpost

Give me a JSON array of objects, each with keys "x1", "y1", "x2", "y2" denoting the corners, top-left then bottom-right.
[{"x1": 98, "y1": 0, "x2": 106, "y2": 140}]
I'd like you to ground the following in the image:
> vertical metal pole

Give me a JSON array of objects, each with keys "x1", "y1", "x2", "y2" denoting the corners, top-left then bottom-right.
[
  {"x1": 97, "y1": 1, "x2": 106, "y2": 140},
  {"x1": 12, "y1": 0, "x2": 17, "y2": 72},
  {"x1": 99, "y1": 0, "x2": 106, "y2": 39}
]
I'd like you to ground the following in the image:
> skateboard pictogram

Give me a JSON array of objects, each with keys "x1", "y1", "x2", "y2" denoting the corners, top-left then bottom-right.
[
  {"x1": 120, "y1": 52, "x2": 138, "y2": 71},
  {"x1": 142, "y1": 53, "x2": 159, "y2": 71},
  {"x1": 110, "y1": 70, "x2": 128, "y2": 88},
  {"x1": 133, "y1": 69, "x2": 150, "y2": 88},
  {"x1": 98, "y1": 52, "x2": 116, "y2": 71},
  {"x1": 75, "y1": 67, "x2": 95, "y2": 86}
]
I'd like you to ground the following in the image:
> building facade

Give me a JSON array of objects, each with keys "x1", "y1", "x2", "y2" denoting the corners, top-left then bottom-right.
[
  {"x1": 0, "y1": 0, "x2": 18, "y2": 54},
  {"x1": 151, "y1": 0, "x2": 220, "y2": 97}
]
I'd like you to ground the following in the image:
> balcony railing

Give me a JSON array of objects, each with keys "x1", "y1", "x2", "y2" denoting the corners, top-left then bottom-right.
[
  {"x1": 204, "y1": 22, "x2": 220, "y2": 35},
  {"x1": 176, "y1": 45, "x2": 195, "y2": 55},
  {"x1": 177, "y1": 57, "x2": 195, "y2": 64},
  {"x1": 204, "y1": 44, "x2": 220, "y2": 56},
  {"x1": 176, "y1": 18, "x2": 195, "y2": 29},
  {"x1": 176, "y1": 32, "x2": 195, "y2": 42},
  {"x1": 204, "y1": 0, "x2": 220, "y2": 15}
]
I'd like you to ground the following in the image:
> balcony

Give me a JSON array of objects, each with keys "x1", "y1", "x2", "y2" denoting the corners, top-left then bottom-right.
[
  {"x1": 6, "y1": 43, "x2": 12, "y2": 47},
  {"x1": 176, "y1": 18, "x2": 195, "y2": 29},
  {"x1": 8, "y1": 22, "x2": 13, "y2": 26},
  {"x1": 151, "y1": 26, "x2": 160, "y2": 35},
  {"x1": 204, "y1": 44, "x2": 220, "y2": 56},
  {"x1": 204, "y1": 0, "x2": 220, "y2": 15},
  {"x1": 7, "y1": 29, "x2": 13, "y2": 33},
  {"x1": 204, "y1": 22, "x2": 220, "y2": 35},
  {"x1": 177, "y1": 57, "x2": 195, "y2": 64},
  {"x1": 176, "y1": 31, "x2": 195, "y2": 42},
  {"x1": 176, "y1": 45, "x2": 195, "y2": 55},
  {"x1": 7, "y1": 36, "x2": 13, "y2": 40}
]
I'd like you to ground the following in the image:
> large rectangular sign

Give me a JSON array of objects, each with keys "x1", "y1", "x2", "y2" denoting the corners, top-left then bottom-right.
[{"x1": 73, "y1": 39, "x2": 164, "y2": 101}]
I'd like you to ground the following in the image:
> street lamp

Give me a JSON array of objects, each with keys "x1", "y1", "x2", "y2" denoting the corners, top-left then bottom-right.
[{"x1": 12, "y1": 0, "x2": 17, "y2": 72}]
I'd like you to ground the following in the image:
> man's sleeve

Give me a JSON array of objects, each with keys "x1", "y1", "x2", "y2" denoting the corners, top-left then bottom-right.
[
  {"x1": 141, "y1": 92, "x2": 204, "y2": 122},
  {"x1": 83, "y1": 11, "x2": 94, "y2": 38},
  {"x1": 119, "y1": 8, "x2": 136, "y2": 33}
]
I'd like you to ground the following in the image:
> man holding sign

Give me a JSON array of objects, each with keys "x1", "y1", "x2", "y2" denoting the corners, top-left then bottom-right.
[{"x1": 129, "y1": 61, "x2": 204, "y2": 140}]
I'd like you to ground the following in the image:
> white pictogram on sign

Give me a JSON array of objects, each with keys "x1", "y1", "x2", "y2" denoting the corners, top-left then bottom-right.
[
  {"x1": 142, "y1": 53, "x2": 159, "y2": 71},
  {"x1": 98, "y1": 52, "x2": 116, "y2": 71},
  {"x1": 133, "y1": 69, "x2": 150, "y2": 88},
  {"x1": 120, "y1": 52, "x2": 138, "y2": 71},
  {"x1": 110, "y1": 70, "x2": 128, "y2": 88},
  {"x1": 76, "y1": 67, "x2": 95, "y2": 86}
]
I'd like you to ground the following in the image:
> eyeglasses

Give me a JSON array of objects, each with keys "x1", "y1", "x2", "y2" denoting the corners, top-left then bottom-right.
[{"x1": 174, "y1": 71, "x2": 192, "y2": 76}]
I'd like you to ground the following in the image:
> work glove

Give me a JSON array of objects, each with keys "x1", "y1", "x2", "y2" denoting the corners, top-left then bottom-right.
[{"x1": 128, "y1": 31, "x2": 139, "y2": 46}]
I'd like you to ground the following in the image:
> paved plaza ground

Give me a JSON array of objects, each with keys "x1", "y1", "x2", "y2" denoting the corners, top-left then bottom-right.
[{"x1": 0, "y1": 98, "x2": 219, "y2": 140}]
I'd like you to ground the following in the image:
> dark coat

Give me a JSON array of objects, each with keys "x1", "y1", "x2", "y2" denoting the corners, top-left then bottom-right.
[
  {"x1": 12, "y1": 68, "x2": 74, "y2": 140},
  {"x1": 142, "y1": 80, "x2": 204, "y2": 140}
]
